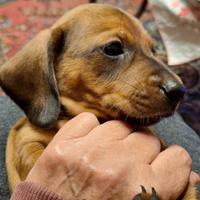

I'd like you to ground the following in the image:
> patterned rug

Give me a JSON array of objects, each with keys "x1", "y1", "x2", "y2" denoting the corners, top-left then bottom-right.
[{"x1": 1, "y1": 0, "x2": 200, "y2": 136}]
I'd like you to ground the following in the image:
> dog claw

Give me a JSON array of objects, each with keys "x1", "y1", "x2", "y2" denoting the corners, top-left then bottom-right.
[
  {"x1": 132, "y1": 186, "x2": 160, "y2": 200},
  {"x1": 141, "y1": 185, "x2": 147, "y2": 194},
  {"x1": 152, "y1": 187, "x2": 157, "y2": 195}
]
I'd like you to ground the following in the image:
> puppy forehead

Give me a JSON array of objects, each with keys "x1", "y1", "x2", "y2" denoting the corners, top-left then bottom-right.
[
  {"x1": 81, "y1": 5, "x2": 148, "y2": 40},
  {"x1": 52, "y1": 4, "x2": 153, "y2": 47}
]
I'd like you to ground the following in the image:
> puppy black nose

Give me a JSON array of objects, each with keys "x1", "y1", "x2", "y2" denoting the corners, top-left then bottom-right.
[{"x1": 162, "y1": 81, "x2": 186, "y2": 103}]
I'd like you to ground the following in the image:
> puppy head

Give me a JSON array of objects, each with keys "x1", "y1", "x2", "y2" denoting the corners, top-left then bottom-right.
[
  {"x1": 53, "y1": 4, "x2": 185, "y2": 125},
  {"x1": 0, "y1": 4, "x2": 185, "y2": 128}
]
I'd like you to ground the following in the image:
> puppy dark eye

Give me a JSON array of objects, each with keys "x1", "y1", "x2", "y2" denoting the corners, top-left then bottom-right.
[{"x1": 102, "y1": 42, "x2": 123, "y2": 56}]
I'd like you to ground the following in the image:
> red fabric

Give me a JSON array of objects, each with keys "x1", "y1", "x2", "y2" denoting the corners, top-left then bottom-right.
[
  {"x1": 10, "y1": 181, "x2": 66, "y2": 200},
  {"x1": 0, "y1": 0, "x2": 88, "y2": 60}
]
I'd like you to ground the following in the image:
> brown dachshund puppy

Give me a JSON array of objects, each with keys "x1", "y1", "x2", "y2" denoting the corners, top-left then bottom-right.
[{"x1": 0, "y1": 4, "x2": 198, "y2": 200}]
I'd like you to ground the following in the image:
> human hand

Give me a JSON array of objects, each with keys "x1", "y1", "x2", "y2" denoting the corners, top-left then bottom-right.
[{"x1": 26, "y1": 112, "x2": 199, "y2": 200}]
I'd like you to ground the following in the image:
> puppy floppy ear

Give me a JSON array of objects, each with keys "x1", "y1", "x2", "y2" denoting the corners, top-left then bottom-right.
[{"x1": 0, "y1": 27, "x2": 66, "y2": 129}]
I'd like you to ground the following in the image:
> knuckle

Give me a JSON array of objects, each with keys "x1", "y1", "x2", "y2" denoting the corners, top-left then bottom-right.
[
  {"x1": 43, "y1": 143, "x2": 66, "y2": 165},
  {"x1": 79, "y1": 112, "x2": 97, "y2": 121},
  {"x1": 173, "y1": 145, "x2": 192, "y2": 167},
  {"x1": 104, "y1": 120, "x2": 132, "y2": 133}
]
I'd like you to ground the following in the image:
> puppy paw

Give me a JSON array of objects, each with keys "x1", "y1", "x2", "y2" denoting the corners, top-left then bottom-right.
[{"x1": 133, "y1": 185, "x2": 160, "y2": 200}]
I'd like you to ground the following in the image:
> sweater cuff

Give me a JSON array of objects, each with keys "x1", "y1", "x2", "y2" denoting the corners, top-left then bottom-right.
[{"x1": 10, "y1": 181, "x2": 66, "y2": 200}]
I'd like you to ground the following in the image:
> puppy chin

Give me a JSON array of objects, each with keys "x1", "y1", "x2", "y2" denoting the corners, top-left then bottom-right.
[{"x1": 60, "y1": 96, "x2": 110, "y2": 120}]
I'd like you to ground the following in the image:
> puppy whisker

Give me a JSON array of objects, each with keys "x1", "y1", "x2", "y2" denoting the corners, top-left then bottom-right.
[
  {"x1": 134, "y1": 76, "x2": 144, "y2": 92},
  {"x1": 120, "y1": 80, "x2": 140, "y2": 91},
  {"x1": 180, "y1": 100, "x2": 196, "y2": 108},
  {"x1": 120, "y1": 76, "x2": 144, "y2": 92}
]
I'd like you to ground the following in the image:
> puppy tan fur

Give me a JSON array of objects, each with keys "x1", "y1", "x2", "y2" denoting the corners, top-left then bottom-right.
[{"x1": 0, "y1": 4, "x2": 198, "y2": 199}]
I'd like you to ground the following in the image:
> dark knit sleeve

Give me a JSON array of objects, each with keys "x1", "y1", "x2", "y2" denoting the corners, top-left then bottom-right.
[{"x1": 10, "y1": 182, "x2": 66, "y2": 200}]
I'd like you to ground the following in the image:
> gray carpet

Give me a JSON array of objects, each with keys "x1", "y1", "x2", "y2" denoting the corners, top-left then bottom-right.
[{"x1": 0, "y1": 96, "x2": 24, "y2": 200}]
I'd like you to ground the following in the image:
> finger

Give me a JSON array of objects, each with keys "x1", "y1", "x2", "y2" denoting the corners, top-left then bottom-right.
[
  {"x1": 152, "y1": 144, "x2": 192, "y2": 172},
  {"x1": 88, "y1": 120, "x2": 133, "y2": 141},
  {"x1": 55, "y1": 112, "x2": 100, "y2": 139},
  {"x1": 189, "y1": 171, "x2": 200, "y2": 186},
  {"x1": 124, "y1": 131, "x2": 161, "y2": 163},
  {"x1": 151, "y1": 145, "x2": 192, "y2": 199}
]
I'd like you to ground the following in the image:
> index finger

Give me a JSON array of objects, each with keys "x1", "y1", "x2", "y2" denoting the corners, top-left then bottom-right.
[{"x1": 151, "y1": 145, "x2": 193, "y2": 199}]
